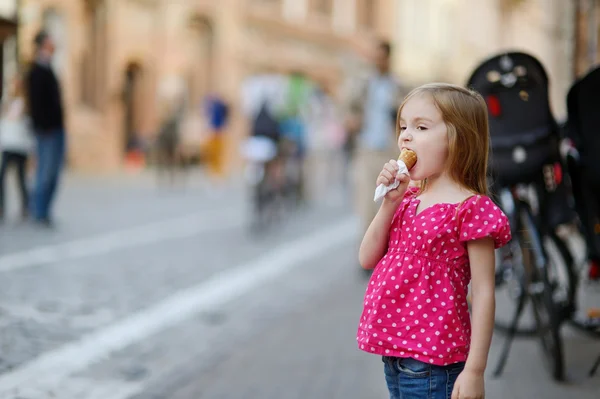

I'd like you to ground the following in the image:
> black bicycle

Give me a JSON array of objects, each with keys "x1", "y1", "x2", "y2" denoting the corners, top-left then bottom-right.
[
  {"x1": 493, "y1": 65, "x2": 600, "y2": 380},
  {"x1": 492, "y1": 184, "x2": 572, "y2": 381}
]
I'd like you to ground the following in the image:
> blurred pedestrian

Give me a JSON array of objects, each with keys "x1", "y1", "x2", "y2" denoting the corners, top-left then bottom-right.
[
  {"x1": 279, "y1": 71, "x2": 311, "y2": 205},
  {"x1": 203, "y1": 94, "x2": 229, "y2": 182},
  {"x1": 305, "y1": 85, "x2": 346, "y2": 201},
  {"x1": 345, "y1": 40, "x2": 406, "y2": 234},
  {"x1": 0, "y1": 73, "x2": 34, "y2": 221},
  {"x1": 26, "y1": 30, "x2": 66, "y2": 227},
  {"x1": 155, "y1": 99, "x2": 184, "y2": 186}
]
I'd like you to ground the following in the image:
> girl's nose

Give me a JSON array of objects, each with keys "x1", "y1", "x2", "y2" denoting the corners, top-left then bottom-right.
[{"x1": 399, "y1": 128, "x2": 413, "y2": 143}]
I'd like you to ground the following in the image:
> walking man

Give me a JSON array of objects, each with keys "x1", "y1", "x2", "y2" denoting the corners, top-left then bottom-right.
[{"x1": 26, "y1": 30, "x2": 66, "y2": 226}]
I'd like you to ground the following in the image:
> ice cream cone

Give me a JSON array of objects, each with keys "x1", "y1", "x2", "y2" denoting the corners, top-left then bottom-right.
[{"x1": 399, "y1": 149, "x2": 417, "y2": 170}]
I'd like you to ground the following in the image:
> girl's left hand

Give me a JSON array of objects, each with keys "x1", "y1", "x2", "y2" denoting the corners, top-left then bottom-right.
[{"x1": 451, "y1": 370, "x2": 485, "y2": 399}]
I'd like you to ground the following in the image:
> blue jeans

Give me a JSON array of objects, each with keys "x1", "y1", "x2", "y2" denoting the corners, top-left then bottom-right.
[
  {"x1": 33, "y1": 129, "x2": 65, "y2": 220},
  {"x1": 382, "y1": 357, "x2": 465, "y2": 399}
]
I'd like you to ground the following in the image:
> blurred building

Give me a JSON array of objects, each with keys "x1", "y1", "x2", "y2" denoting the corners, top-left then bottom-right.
[
  {"x1": 11, "y1": 0, "x2": 594, "y2": 173},
  {"x1": 16, "y1": 0, "x2": 393, "y2": 173},
  {"x1": 0, "y1": 0, "x2": 18, "y2": 98},
  {"x1": 573, "y1": 0, "x2": 600, "y2": 77},
  {"x1": 393, "y1": 0, "x2": 575, "y2": 120}
]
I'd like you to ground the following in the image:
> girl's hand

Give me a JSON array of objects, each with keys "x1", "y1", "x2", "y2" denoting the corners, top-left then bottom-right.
[
  {"x1": 451, "y1": 370, "x2": 485, "y2": 399},
  {"x1": 376, "y1": 159, "x2": 410, "y2": 203}
]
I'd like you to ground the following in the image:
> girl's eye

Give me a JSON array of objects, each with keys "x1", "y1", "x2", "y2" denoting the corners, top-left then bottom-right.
[
  {"x1": 399, "y1": 126, "x2": 407, "y2": 131},
  {"x1": 416, "y1": 126, "x2": 428, "y2": 131}
]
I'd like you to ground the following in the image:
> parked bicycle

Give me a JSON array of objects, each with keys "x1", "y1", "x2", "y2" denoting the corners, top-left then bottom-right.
[{"x1": 467, "y1": 52, "x2": 576, "y2": 381}]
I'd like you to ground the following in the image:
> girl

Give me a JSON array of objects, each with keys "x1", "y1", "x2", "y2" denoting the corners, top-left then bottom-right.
[
  {"x1": 0, "y1": 74, "x2": 33, "y2": 221},
  {"x1": 357, "y1": 83, "x2": 511, "y2": 399}
]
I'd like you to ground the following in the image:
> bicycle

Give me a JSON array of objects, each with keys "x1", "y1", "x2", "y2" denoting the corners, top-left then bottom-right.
[
  {"x1": 489, "y1": 113, "x2": 600, "y2": 379},
  {"x1": 464, "y1": 51, "x2": 588, "y2": 381},
  {"x1": 492, "y1": 183, "x2": 569, "y2": 381}
]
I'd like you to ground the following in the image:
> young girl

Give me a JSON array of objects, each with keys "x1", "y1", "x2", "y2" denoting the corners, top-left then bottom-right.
[{"x1": 357, "y1": 83, "x2": 511, "y2": 399}]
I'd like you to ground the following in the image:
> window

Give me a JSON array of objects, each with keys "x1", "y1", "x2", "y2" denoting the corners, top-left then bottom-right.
[
  {"x1": 310, "y1": 0, "x2": 333, "y2": 16},
  {"x1": 251, "y1": 0, "x2": 281, "y2": 8},
  {"x1": 250, "y1": 0, "x2": 282, "y2": 16},
  {"x1": 357, "y1": 0, "x2": 376, "y2": 30},
  {"x1": 187, "y1": 16, "x2": 214, "y2": 106},
  {"x1": 80, "y1": 0, "x2": 107, "y2": 109}
]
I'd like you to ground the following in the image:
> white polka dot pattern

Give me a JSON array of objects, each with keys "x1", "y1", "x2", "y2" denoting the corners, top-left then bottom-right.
[{"x1": 357, "y1": 187, "x2": 511, "y2": 366}]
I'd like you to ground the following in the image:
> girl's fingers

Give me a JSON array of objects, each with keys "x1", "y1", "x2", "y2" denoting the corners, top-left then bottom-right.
[
  {"x1": 379, "y1": 169, "x2": 394, "y2": 182},
  {"x1": 396, "y1": 173, "x2": 410, "y2": 184},
  {"x1": 377, "y1": 161, "x2": 406, "y2": 187},
  {"x1": 383, "y1": 162, "x2": 398, "y2": 174}
]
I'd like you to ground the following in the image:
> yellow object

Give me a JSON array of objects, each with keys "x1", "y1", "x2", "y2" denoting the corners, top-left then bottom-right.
[{"x1": 203, "y1": 132, "x2": 225, "y2": 178}]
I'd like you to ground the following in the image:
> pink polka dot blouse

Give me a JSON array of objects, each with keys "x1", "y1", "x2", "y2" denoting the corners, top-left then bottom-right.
[{"x1": 357, "y1": 187, "x2": 511, "y2": 366}]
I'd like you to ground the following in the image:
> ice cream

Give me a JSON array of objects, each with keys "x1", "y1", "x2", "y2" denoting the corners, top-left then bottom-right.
[
  {"x1": 398, "y1": 149, "x2": 417, "y2": 170},
  {"x1": 373, "y1": 149, "x2": 418, "y2": 202}
]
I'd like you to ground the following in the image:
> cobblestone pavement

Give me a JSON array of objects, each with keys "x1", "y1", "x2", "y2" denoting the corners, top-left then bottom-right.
[{"x1": 0, "y1": 171, "x2": 598, "y2": 399}]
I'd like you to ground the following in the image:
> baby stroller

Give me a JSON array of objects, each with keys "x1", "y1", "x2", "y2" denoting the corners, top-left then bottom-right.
[
  {"x1": 467, "y1": 51, "x2": 567, "y2": 201},
  {"x1": 565, "y1": 66, "x2": 600, "y2": 278},
  {"x1": 467, "y1": 52, "x2": 575, "y2": 380}
]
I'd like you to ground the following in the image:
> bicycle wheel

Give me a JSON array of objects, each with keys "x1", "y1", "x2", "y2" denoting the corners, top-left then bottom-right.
[
  {"x1": 494, "y1": 237, "x2": 536, "y2": 336},
  {"x1": 545, "y1": 230, "x2": 577, "y2": 322},
  {"x1": 520, "y1": 205, "x2": 565, "y2": 381},
  {"x1": 494, "y1": 232, "x2": 575, "y2": 336},
  {"x1": 530, "y1": 274, "x2": 566, "y2": 381}
]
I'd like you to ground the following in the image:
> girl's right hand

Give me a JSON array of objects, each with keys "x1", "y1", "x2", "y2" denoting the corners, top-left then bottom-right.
[{"x1": 376, "y1": 159, "x2": 410, "y2": 203}]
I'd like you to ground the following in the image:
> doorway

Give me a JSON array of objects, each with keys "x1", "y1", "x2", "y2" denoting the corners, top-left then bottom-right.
[{"x1": 122, "y1": 62, "x2": 143, "y2": 153}]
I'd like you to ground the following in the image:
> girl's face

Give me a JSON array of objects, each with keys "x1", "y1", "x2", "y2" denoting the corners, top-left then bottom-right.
[{"x1": 398, "y1": 94, "x2": 449, "y2": 181}]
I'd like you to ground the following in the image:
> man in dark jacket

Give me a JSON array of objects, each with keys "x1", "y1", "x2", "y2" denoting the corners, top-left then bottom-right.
[{"x1": 26, "y1": 30, "x2": 65, "y2": 226}]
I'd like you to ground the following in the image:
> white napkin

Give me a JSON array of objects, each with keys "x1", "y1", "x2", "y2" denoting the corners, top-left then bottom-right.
[{"x1": 373, "y1": 160, "x2": 409, "y2": 202}]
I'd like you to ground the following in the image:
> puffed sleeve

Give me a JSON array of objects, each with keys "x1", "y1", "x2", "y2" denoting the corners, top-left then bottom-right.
[{"x1": 458, "y1": 195, "x2": 512, "y2": 249}]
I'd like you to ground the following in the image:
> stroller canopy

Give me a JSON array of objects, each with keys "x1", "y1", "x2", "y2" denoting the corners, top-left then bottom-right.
[
  {"x1": 466, "y1": 51, "x2": 556, "y2": 149},
  {"x1": 467, "y1": 51, "x2": 549, "y2": 91}
]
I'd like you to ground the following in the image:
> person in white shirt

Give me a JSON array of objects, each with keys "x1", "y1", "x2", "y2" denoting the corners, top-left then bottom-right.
[
  {"x1": 0, "y1": 74, "x2": 34, "y2": 221},
  {"x1": 345, "y1": 41, "x2": 407, "y2": 234}
]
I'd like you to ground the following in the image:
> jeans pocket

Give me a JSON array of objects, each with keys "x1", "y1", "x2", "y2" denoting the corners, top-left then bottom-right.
[
  {"x1": 396, "y1": 357, "x2": 431, "y2": 378},
  {"x1": 382, "y1": 356, "x2": 397, "y2": 377}
]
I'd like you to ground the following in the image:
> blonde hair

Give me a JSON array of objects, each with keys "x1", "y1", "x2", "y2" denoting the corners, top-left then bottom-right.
[{"x1": 396, "y1": 83, "x2": 490, "y2": 195}]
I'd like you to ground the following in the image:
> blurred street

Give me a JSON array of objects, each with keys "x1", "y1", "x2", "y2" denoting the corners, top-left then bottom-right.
[
  {"x1": 0, "y1": 1, "x2": 598, "y2": 398},
  {"x1": 0, "y1": 172, "x2": 597, "y2": 399}
]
